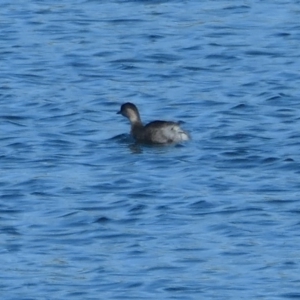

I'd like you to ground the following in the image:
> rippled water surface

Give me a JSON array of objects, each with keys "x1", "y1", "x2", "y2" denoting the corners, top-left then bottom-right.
[{"x1": 1, "y1": 0, "x2": 300, "y2": 299}]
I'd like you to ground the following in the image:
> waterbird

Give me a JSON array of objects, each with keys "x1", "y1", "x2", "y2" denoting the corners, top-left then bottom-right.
[{"x1": 117, "y1": 102, "x2": 190, "y2": 144}]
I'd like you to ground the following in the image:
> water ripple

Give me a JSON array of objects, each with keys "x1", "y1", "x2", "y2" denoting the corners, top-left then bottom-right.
[{"x1": 1, "y1": 0, "x2": 300, "y2": 299}]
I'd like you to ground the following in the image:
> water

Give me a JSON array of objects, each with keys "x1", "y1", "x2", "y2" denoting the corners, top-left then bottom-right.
[{"x1": 1, "y1": 0, "x2": 300, "y2": 299}]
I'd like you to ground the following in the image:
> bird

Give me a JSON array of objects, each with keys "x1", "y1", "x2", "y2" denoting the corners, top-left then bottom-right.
[{"x1": 117, "y1": 102, "x2": 190, "y2": 144}]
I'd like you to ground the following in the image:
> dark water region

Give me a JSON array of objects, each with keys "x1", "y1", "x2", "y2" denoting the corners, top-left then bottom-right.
[{"x1": 1, "y1": 0, "x2": 300, "y2": 299}]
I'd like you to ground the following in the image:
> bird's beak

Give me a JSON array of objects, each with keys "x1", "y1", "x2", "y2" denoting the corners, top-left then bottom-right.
[{"x1": 117, "y1": 110, "x2": 121, "y2": 115}]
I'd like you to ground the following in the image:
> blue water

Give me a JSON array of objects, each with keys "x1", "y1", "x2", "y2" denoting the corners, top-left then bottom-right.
[{"x1": 1, "y1": 0, "x2": 300, "y2": 299}]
